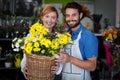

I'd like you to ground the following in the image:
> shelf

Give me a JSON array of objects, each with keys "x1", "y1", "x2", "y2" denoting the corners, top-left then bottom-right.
[
  {"x1": 94, "y1": 33, "x2": 102, "y2": 36},
  {"x1": 0, "y1": 67, "x2": 19, "y2": 70},
  {"x1": 0, "y1": 38, "x2": 13, "y2": 41},
  {"x1": 0, "y1": 58, "x2": 5, "y2": 61}
]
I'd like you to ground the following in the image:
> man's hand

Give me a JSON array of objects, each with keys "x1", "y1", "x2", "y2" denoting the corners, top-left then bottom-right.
[{"x1": 55, "y1": 52, "x2": 71, "y2": 63}]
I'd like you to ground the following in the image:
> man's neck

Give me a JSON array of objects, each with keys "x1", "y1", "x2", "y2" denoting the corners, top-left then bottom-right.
[{"x1": 71, "y1": 24, "x2": 81, "y2": 32}]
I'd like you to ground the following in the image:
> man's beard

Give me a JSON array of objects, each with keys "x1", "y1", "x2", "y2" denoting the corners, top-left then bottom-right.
[{"x1": 66, "y1": 19, "x2": 81, "y2": 28}]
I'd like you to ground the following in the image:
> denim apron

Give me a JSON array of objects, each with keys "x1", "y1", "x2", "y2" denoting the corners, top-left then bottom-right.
[{"x1": 62, "y1": 30, "x2": 91, "y2": 80}]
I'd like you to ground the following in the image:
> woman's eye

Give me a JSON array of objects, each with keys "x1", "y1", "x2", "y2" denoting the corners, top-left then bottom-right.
[
  {"x1": 52, "y1": 17, "x2": 56, "y2": 20},
  {"x1": 45, "y1": 15, "x2": 49, "y2": 18}
]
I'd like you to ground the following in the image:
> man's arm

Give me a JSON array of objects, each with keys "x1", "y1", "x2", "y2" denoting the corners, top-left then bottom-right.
[{"x1": 55, "y1": 52, "x2": 97, "y2": 71}]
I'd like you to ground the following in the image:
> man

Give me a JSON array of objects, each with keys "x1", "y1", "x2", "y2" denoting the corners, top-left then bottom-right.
[{"x1": 55, "y1": 2, "x2": 98, "y2": 80}]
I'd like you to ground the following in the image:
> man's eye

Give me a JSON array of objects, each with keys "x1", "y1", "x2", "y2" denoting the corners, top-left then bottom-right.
[
  {"x1": 65, "y1": 15, "x2": 69, "y2": 17},
  {"x1": 72, "y1": 14, "x2": 76, "y2": 17}
]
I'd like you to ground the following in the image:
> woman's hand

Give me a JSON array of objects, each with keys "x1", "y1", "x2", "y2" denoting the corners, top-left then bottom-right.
[
  {"x1": 51, "y1": 62, "x2": 59, "y2": 74},
  {"x1": 23, "y1": 66, "x2": 30, "y2": 80}
]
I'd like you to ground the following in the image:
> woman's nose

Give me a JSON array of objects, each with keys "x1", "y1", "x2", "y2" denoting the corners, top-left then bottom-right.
[{"x1": 48, "y1": 18, "x2": 52, "y2": 22}]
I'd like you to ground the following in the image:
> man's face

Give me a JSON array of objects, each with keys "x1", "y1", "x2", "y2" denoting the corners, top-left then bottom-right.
[{"x1": 65, "y1": 8, "x2": 81, "y2": 28}]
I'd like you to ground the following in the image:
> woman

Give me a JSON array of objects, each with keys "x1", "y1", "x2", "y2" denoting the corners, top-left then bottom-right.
[{"x1": 21, "y1": 5, "x2": 59, "y2": 80}]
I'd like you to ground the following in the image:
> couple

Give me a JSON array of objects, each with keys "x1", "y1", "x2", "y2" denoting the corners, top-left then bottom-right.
[{"x1": 21, "y1": 2, "x2": 98, "y2": 80}]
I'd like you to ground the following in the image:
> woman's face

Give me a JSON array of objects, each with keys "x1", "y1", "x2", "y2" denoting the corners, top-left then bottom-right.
[{"x1": 41, "y1": 12, "x2": 58, "y2": 30}]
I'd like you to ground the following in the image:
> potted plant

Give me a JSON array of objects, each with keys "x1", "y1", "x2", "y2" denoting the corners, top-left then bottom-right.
[
  {"x1": 5, "y1": 52, "x2": 13, "y2": 68},
  {"x1": 11, "y1": 37, "x2": 25, "y2": 68}
]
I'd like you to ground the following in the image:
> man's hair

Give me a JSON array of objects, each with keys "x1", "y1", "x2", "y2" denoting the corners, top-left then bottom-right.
[
  {"x1": 64, "y1": 2, "x2": 83, "y2": 14},
  {"x1": 63, "y1": 2, "x2": 90, "y2": 18}
]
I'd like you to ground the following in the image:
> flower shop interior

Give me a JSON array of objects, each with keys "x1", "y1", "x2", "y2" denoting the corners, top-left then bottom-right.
[{"x1": 0, "y1": 0, "x2": 120, "y2": 80}]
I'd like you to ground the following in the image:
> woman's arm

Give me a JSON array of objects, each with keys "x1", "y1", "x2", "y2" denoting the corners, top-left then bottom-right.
[{"x1": 21, "y1": 53, "x2": 26, "y2": 72}]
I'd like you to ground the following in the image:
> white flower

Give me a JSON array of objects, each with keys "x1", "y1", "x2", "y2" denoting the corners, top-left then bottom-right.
[
  {"x1": 12, "y1": 37, "x2": 25, "y2": 52},
  {"x1": 18, "y1": 39, "x2": 22, "y2": 43},
  {"x1": 15, "y1": 42, "x2": 20, "y2": 48},
  {"x1": 12, "y1": 37, "x2": 17, "y2": 42},
  {"x1": 13, "y1": 48, "x2": 19, "y2": 52},
  {"x1": 11, "y1": 44, "x2": 14, "y2": 48}
]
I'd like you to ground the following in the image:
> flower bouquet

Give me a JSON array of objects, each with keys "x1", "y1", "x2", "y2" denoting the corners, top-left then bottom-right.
[
  {"x1": 23, "y1": 22, "x2": 72, "y2": 80},
  {"x1": 102, "y1": 29, "x2": 118, "y2": 44}
]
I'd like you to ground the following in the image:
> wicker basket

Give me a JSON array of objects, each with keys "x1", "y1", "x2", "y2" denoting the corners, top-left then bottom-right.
[{"x1": 26, "y1": 54, "x2": 55, "y2": 80}]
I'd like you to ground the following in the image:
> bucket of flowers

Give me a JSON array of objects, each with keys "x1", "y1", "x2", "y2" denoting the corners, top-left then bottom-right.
[
  {"x1": 102, "y1": 28, "x2": 118, "y2": 66},
  {"x1": 22, "y1": 22, "x2": 71, "y2": 80},
  {"x1": 108, "y1": 28, "x2": 120, "y2": 70},
  {"x1": 102, "y1": 28, "x2": 120, "y2": 69}
]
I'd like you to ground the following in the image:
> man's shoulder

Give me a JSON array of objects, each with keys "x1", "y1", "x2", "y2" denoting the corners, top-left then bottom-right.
[
  {"x1": 81, "y1": 29, "x2": 98, "y2": 42},
  {"x1": 82, "y1": 28, "x2": 95, "y2": 37}
]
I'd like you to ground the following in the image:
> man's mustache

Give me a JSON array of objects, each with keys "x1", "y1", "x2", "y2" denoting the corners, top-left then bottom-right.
[{"x1": 67, "y1": 20, "x2": 76, "y2": 23}]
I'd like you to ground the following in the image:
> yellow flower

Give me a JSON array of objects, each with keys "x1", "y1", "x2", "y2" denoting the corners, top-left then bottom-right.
[
  {"x1": 33, "y1": 42, "x2": 39, "y2": 48},
  {"x1": 24, "y1": 43, "x2": 33, "y2": 54},
  {"x1": 33, "y1": 47, "x2": 40, "y2": 52},
  {"x1": 102, "y1": 29, "x2": 119, "y2": 43},
  {"x1": 23, "y1": 22, "x2": 72, "y2": 56},
  {"x1": 29, "y1": 22, "x2": 49, "y2": 36},
  {"x1": 26, "y1": 35, "x2": 35, "y2": 42},
  {"x1": 51, "y1": 41, "x2": 59, "y2": 49},
  {"x1": 41, "y1": 49, "x2": 45, "y2": 54},
  {"x1": 107, "y1": 33, "x2": 112, "y2": 40}
]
